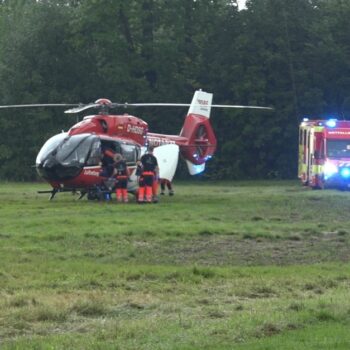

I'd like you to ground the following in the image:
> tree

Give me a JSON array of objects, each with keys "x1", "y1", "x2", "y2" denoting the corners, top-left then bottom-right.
[
  {"x1": 1, "y1": 0, "x2": 350, "y2": 180},
  {"x1": 0, "y1": 1, "x2": 75, "y2": 179}
]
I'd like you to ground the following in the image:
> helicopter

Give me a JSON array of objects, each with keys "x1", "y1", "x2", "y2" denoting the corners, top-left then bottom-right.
[{"x1": 0, "y1": 90, "x2": 272, "y2": 200}]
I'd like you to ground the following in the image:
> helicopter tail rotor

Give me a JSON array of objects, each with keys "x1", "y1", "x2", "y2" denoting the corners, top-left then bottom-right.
[{"x1": 179, "y1": 90, "x2": 217, "y2": 175}]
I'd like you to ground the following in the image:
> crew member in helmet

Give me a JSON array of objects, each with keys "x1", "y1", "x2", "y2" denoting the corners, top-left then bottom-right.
[
  {"x1": 114, "y1": 153, "x2": 130, "y2": 203},
  {"x1": 138, "y1": 146, "x2": 159, "y2": 203}
]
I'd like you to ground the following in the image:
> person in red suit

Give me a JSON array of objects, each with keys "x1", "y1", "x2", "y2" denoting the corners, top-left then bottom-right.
[
  {"x1": 114, "y1": 154, "x2": 130, "y2": 203},
  {"x1": 138, "y1": 146, "x2": 159, "y2": 203}
]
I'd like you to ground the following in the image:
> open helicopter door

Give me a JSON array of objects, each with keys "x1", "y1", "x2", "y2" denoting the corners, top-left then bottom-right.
[{"x1": 154, "y1": 144, "x2": 179, "y2": 181}]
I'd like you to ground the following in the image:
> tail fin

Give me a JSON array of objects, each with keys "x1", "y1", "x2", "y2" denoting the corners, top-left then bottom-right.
[{"x1": 180, "y1": 90, "x2": 217, "y2": 175}]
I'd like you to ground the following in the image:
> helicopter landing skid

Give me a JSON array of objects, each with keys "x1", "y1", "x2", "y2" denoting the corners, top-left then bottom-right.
[{"x1": 37, "y1": 187, "x2": 84, "y2": 200}]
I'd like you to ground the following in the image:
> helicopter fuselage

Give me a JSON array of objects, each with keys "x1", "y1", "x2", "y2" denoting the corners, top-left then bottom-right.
[
  {"x1": 35, "y1": 113, "x2": 188, "y2": 194},
  {"x1": 35, "y1": 91, "x2": 218, "y2": 197},
  {"x1": 36, "y1": 113, "x2": 148, "y2": 193}
]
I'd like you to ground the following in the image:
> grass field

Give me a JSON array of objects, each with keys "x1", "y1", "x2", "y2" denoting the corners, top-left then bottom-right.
[{"x1": 1, "y1": 180, "x2": 350, "y2": 349}]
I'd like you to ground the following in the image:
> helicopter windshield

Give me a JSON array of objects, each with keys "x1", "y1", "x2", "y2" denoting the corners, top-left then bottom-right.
[
  {"x1": 55, "y1": 134, "x2": 96, "y2": 165},
  {"x1": 36, "y1": 133, "x2": 100, "y2": 181},
  {"x1": 37, "y1": 133, "x2": 97, "y2": 166},
  {"x1": 36, "y1": 132, "x2": 67, "y2": 165}
]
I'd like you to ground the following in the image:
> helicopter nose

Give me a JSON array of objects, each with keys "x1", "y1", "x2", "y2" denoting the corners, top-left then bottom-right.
[{"x1": 36, "y1": 158, "x2": 83, "y2": 181}]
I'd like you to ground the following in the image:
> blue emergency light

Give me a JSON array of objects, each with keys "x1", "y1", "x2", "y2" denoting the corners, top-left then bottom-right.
[
  {"x1": 326, "y1": 119, "x2": 337, "y2": 128},
  {"x1": 340, "y1": 167, "x2": 350, "y2": 179}
]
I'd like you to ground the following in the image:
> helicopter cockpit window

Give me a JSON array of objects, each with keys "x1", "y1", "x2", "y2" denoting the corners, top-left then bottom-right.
[
  {"x1": 36, "y1": 132, "x2": 68, "y2": 165},
  {"x1": 86, "y1": 139, "x2": 101, "y2": 166},
  {"x1": 56, "y1": 134, "x2": 96, "y2": 166},
  {"x1": 121, "y1": 144, "x2": 139, "y2": 164}
]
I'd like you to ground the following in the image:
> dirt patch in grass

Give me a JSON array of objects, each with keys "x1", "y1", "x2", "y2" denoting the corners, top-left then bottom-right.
[{"x1": 140, "y1": 234, "x2": 350, "y2": 266}]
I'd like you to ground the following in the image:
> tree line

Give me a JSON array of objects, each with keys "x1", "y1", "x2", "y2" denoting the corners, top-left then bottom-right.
[{"x1": 0, "y1": 0, "x2": 349, "y2": 181}]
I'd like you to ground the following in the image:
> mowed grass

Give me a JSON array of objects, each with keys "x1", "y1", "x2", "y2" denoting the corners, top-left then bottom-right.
[{"x1": 1, "y1": 180, "x2": 350, "y2": 349}]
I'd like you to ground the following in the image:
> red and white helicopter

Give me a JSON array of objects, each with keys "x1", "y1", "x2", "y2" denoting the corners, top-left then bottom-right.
[{"x1": 1, "y1": 90, "x2": 272, "y2": 199}]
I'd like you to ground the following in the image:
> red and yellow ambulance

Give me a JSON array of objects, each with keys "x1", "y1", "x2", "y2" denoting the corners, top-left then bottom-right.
[{"x1": 299, "y1": 119, "x2": 350, "y2": 189}]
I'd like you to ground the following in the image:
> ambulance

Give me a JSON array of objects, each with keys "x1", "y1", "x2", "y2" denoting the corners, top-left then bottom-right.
[{"x1": 298, "y1": 119, "x2": 350, "y2": 189}]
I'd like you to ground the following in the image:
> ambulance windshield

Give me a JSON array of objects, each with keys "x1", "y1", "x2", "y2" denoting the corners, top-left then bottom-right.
[{"x1": 327, "y1": 139, "x2": 350, "y2": 158}]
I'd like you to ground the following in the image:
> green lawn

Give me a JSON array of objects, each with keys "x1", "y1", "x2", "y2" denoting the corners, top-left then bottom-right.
[{"x1": 1, "y1": 180, "x2": 350, "y2": 349}]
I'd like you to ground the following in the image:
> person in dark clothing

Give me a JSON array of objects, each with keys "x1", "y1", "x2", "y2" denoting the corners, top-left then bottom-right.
[
  {"x1": 114, "y1": 153, "x2": 130, "y2": 203},
  {"x1": 136, "y1": 160, "x2": 145, "y2": 203},
  {"x1": 138, "y1": 146, "x2": 159, "y2": 203},
  {"x1": 160, "y1": 179, "x2": 174, "y2": 196},
  {"x1": 100, "y1": 147, "x2": 115, "y2": 178}
]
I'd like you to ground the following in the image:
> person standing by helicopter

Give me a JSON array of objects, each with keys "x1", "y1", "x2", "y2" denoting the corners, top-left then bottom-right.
[
  {"x1": 139, "y1": 146, "x2": 159, "y2": 203},
  {"x1": 100, "y1": 145, "x2": 116, "y2": 178},
  {"x1": 136, "y1": 160, "x2": 145, "y2": 203},
  {"x1": 98, "y1": 145, "x2": 117, "y2": 201},
  {"x1": 160, "y1": 178, "x2": 174, "y2": 196},
  {"x1": 114, "y1": 153, "x2": 130, "y2": 203}
]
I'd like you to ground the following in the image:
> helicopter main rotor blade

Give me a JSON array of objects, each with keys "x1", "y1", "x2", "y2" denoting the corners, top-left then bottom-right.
[
  {"x1": 64, "y1": 104, "x2": 99, "y2": 114},
  {"x1": 120, "y1": 103, "x2": 273, "y2": 110},
  {"x1": 121, "y1": 103, "x2": 192, "y2": 107},
  {"x1": 0, "y1": 103, "x2": 77, "y2": 109},
  {"x1": 211, "y1": 104, "x2": 274, "y2": 110},
  {"x1": 0, "y1": 101, "x2": 274, "y2": 112}
]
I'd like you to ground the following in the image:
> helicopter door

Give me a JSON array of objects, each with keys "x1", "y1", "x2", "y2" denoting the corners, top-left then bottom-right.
[
  {"x1": 100, "y1": 140, "x2": 122, "y2": 154},
  {"x1": 118, "y1": 143, "x2": 140, "y2": 193}
]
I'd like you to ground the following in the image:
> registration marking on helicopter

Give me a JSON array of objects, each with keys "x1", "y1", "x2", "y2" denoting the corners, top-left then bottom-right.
[
  {"x1": 127, "y1": 124, "x2": 144, "y2": 135},
  {"x1": 148, "y1": 136, "x2": 176, "y2": 147}
]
